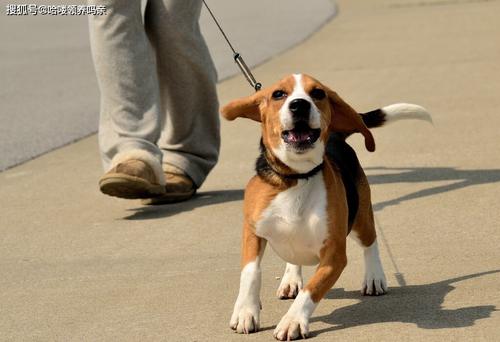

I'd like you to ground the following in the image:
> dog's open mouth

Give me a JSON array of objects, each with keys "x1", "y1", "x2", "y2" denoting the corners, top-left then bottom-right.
[{"x1": 281, "y1": 122, "x2": 321, "y2": 151}]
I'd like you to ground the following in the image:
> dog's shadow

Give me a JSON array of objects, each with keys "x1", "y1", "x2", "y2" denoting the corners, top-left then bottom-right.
[
  {"x1": 366, "y1": 166, "x2": 500, "y2": 212},
  {"x1": 309, "y1": 270, "x2": 499, "y2": 337},
  {"x1": 123, "y1": 189, "x2": 244, "y2": 220}
]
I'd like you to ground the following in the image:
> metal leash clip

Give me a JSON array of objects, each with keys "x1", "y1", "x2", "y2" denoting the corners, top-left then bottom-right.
[{"x1": 234, "y1": 53, "x2": 262, "y2": 91}]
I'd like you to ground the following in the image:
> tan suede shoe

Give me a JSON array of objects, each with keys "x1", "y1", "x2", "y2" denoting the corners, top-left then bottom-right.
[
  {"x1": 99, "y1": 159, "x2": 166, "y2": 199},
  {"x1": 141, "y1": 166, "x2": 196, "y2": 205}
]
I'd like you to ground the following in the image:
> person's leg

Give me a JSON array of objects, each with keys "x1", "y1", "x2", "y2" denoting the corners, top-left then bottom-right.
[
  {"x1": 88, "y1": 0, "x2": 166, "y2": 197},
  {"x1": 145, "y1": 0, "x2": 220, "y2": 188}
]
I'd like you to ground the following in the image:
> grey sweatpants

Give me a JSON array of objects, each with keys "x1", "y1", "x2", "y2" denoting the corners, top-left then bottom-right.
[{"x1": 88, "y1": 0, "x2": 220, "y2": 187}]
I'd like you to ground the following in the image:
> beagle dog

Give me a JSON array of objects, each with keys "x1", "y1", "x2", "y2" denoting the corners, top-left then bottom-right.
[{"x1": 221, "y1": 74, "x2": 430, "y2": 340}]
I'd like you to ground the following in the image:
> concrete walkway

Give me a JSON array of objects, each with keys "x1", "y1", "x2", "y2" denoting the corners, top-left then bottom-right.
[{"x1": 1, "y1": 0, "x2": 500, "y2": 340}]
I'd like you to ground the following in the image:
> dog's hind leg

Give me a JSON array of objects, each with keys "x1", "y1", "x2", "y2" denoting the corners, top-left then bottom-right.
[
  {"x1": 350, "y1": 172, "x2": 388, "y2": 296},
  {"x1": 359, "y1": 237, "x2": 387, "y2": 295},
  {"x1": 277, "y1": 263, "x2": 303, "y2": 299}
]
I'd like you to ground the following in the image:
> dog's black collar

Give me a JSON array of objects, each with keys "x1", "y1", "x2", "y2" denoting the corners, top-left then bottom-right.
[
  {"x1": 270, "y1": 160, "x2": 324, "y2": 180},
  {"x1": 256, "y1": 139, "x2": 324, "y2": 182}
]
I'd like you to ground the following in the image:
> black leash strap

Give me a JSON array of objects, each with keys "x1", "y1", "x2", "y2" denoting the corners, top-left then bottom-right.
[{"x1": 202, "y1": 0, "x2": 262, "y2": 92}]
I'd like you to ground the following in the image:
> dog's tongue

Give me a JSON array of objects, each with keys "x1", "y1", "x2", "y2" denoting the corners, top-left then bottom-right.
[{"x1": 288, "y1": 130, "x2": 310, "y2": 142}]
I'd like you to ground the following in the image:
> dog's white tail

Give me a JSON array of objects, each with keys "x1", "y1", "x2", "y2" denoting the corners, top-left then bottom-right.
[
  {"x1": 382, "y1": 103, "x2": 432, "y2": 124},
  {"x1": 361, "y1": 103, "x2": 432, "y2": 128}
]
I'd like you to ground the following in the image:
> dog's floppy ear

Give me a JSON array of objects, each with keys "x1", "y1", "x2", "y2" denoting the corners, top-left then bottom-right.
[
  {"x1": 326, "y1": 88, "x2": 375, "y2": 152},
  {"x1": 221, "y1": 92, "x2": 262, "y2": 122}
]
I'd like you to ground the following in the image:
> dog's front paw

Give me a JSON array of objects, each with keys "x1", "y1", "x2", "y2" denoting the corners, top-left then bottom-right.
[
  {"x1": 230, "y1": 303, "x2": 260, "y2": 334},
  {"x1": 361, "y1": 270, "x2": 388, "y2": 296},
  {"x1": 273, "y1": 314, "x2": 309, "y2": 341}
]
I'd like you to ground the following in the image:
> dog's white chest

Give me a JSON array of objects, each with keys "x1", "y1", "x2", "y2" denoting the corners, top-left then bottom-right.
[{"x1": 256, "y1": 174, "x2": 329, "y2": 266}]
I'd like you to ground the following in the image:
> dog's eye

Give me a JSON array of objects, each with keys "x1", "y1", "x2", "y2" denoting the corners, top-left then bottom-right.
[
  {"x1": 272, "y1": 90, "x2": 287, "y2": 100},
  {"x1": 310, "y1": 88, "x2": 326, "y2": 100}
]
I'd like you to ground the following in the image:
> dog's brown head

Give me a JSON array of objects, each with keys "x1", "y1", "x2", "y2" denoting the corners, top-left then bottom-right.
[{"x1": 221, "y1": 74, "x2": 375, "y2": 173}]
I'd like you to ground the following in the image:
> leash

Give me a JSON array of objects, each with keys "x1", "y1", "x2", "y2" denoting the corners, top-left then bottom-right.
[
  {"x1": 202, "y1": 0, "x2": 262, "y2": 92},
  {"x1": 374, "y1": 215, "x2": 407, "y2": 287}
]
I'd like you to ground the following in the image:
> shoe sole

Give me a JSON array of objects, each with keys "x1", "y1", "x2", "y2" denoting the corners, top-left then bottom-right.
[
  {"x1": 99, "y1": 173, "x2": 165, "y2": 199},
  {"x1": 141, "y1": 189, "x2": 196, "y2": 205}
]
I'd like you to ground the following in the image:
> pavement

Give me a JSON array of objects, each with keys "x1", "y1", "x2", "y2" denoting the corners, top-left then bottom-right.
[
  {"x1": 0, "y1": 0, "x2": 335, "y2": 171},
  {"x1": 1, "y1": 0, "x2": 500, "y2": 341}
]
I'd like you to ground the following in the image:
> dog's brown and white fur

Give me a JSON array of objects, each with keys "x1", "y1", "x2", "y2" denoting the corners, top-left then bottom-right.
[{"x1": 221, "y1": 74, "x2": 430, "y2": 340}]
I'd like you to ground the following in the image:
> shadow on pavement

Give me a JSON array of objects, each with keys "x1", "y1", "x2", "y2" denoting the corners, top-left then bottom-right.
[
  {"x1": 123, "y1": 166, "x2": 500, "y2": 220},
  {"x1": 310, "y1": 270, "x2": 499, "y2": 337},
  {"x1": 366, "y1": 166, "x2": 500, "y2": 212},
  {"x1": 123, "y1": 189, "x2": 244, "y2": 220}
]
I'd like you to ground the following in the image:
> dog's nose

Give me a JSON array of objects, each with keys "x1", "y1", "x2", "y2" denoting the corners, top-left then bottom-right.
[{"x1": 289, "y1": 99, "x2": 311, "y2": 120}]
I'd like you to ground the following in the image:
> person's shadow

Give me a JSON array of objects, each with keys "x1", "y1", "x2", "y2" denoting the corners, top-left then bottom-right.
[
  {"x1": 122, "y1": 166, "x2": 500, "y2": 219},
  {"x1": 366, "y1": 166, "x2": 500, "y2": 211},
  {"x1": 310, "y1": 270, "x2": 499, "y2": 337},
  {"x1": 124, "y1": 166, "x2": 500, "y2": 220}
]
